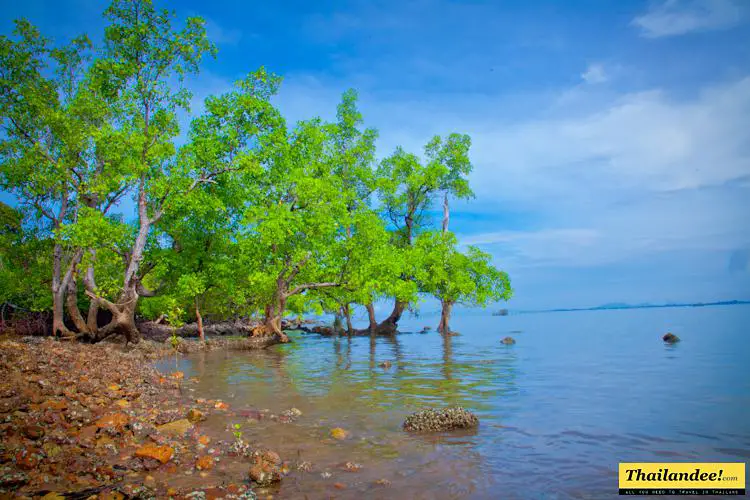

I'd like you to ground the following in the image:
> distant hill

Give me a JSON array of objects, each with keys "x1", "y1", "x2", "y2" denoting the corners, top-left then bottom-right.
[{"x1": 520, "y1": 300, "x2": 750, "y2": 314}]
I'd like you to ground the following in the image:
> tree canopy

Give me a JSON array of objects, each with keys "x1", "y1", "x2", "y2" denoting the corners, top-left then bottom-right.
[{"x1": 0, "y1": 0, "x2": 512, "y2": 340}]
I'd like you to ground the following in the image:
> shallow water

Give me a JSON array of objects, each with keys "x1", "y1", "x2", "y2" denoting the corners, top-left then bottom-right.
[{"x1": 154, "y1": 305, "x2": 750, "y2": 499}]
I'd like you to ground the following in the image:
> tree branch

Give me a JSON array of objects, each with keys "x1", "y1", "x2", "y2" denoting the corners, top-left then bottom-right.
[{"x1": 285, "y1": 282, "x2": 339, "y2": 298}]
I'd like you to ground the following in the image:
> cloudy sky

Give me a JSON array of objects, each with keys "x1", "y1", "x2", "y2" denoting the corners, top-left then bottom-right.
[{"x1": 2, "y1": 0, "x2": 749, "y2": 309}]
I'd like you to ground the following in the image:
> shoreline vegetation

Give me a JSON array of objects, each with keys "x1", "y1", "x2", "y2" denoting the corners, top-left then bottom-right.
[
  {"x1": 0, "y1": 0, "x2": 513, "y2": 497},
  {"x1": 0, "y1": 0, "x2": 512, "y2": 344}
]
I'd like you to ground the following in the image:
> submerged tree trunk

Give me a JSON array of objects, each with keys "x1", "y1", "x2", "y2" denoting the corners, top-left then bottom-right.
[
  {"x1": 366, "y1": 303, "x2": 377, "y2": 334},
  {"x1": 195, "y1": 299, "x2": 204, "y2": 342},
  {"x1": 374, "y1": 300, "x2": 406, "y2": 334},
  {"x1": 438, "y1": 299, "x2": 454, "y2": 334},
  {"x1": 333, "y1": 311, "x2": 344, "y2": 335},
  {"x1": 343, "y1": 303, "x2": 353, "y2": 335}
]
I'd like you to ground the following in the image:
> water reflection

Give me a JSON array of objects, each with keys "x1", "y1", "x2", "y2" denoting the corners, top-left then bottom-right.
[{"x1": 152, "y1": 306, "x2": 750, "y2": 499}]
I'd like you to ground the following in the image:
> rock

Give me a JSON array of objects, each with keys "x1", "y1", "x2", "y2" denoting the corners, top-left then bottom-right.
[
  {"x1": 22, "y1": 424, "x2": 45, "y2": 440},
  {"x1": 135, "y1": 444, "x2": 174, "y2": 464},
  {"x1": 501, "y1": 336, "x2": 516, "y2": 345},
  {"x1": 343, "y1": 461, "x2": 362, "y2": 472},
  {"x1": 280, "y1": 407, "x2": 302, "y2": 421},
  {"x1": 95, "y1": 412, "x2": 129, "y2": 429},
  {"x1": 248, "y1": 449, "x2": 283, "y2": 486},
  {"x1": 311, "y1": 326, "x2": 335, "y2": 335},
  {"x1": 403, "y1": 406, "x2": 479, "y2": 432},
  {"x1": 378, "y1": 361, "x2": 392, "y2": 369},
  {"x1": 187, "y1": 408, "x2": 205, "y2": 423},
  {"x1": 663, "y1": 332, "x2": 680, "y2": 344},
  {"x1": 420, "y1": 326, "x2": 431, "y2": 333},
  {"x1": 196, "y1": 455, "x2": 214, "y2": 470},
  {"x1": 330, "y1": 427, "x2": 349, "y2": 440},
  {"x1": 156, "y1": 418, "x2": 193, "y2": 436}
]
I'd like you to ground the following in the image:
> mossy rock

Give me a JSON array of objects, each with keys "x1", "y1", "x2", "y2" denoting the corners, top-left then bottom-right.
[
  {"x1": 403, "y1": 406, "x2": 479, "y2": 433},
  {"x1": 501, "y1": 336, "x2": 516, "y2": 345}
]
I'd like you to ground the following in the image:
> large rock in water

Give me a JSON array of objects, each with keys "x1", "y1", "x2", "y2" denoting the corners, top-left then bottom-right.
[
  {"x1": 248, "y1": 449, "x2": 284, "y2": 486},
  {"x1": 663, "y1": 332, "x2": 680, "y2": 344},
  {"x1": 403, "y1": 407, "x2": 479, "y2": 433}
]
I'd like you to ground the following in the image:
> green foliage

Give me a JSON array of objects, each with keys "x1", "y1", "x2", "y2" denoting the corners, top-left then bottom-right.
[
  {"x1": 232, "y1": 423, "x2": 243, "y2": 442},
  {"x1": 415, "y1": 231, "x2": 513, "y2": 307},
  {"x1": 0, "y1": 0, "x2": 512, "y2": 336}
]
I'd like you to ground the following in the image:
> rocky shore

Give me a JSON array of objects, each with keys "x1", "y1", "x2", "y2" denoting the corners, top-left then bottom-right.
[{"x1": 0, "y1": 336, "x2": 288, "y2": 499}]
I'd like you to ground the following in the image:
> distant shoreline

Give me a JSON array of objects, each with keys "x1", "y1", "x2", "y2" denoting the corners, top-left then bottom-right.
[{"x1": 517, "y1": 300, "x2": 750, "y2": 315}]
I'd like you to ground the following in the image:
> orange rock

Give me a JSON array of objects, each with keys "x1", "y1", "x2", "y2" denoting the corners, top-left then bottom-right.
[
  {"x1": 214, "y1": 401, "x2": 229, "y2": 410},
  {"x1": 95, "y1": 412, "x2": 129, "y2": 428},
  {"x1": 196, "y1": 455, "x2": 214, "y2": 470},
  {"x1": 330, "y1": 427, "x2": 349, "y2": 440},
  {"x1": 198, "y1": 435, "x2": 211, "y2": 445},
  {"x1": 334, "y1": 482, "x2": 347, "y2": 489},
  {"x1": 108, "y1": 384, "x2": 121, "y2": 391},
  {"x1": 15, "y1": 448, "x2": 39, "y2": 470},
  {"x1": 41, "y1": 399, "x2": 68, "y2": 411},
  {"x1": 135, "y1": 444, "x2": 174, "y2": 464},
  {"x1": 159, "y1": 377, "x2": 167, "y2": 384}
]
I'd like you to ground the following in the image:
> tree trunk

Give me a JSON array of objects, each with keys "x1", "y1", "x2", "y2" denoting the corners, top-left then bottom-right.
[
  {"x1": 438, "y1": 300, "x2": 454, "y2": 334},
  {"x1": 374, "y1": 300, "x2": 406, "y2": 334},
  {"x1": 333, "y1": 311, "x2": 344, "y2": 335},
  {"x1": 51, "y1": 246, "x2": 82, "y2": 338},
  {"x1": 65, "y1": 280, "x2": 89, "y2": 334},
  {"x1": 83, "y1": 250, "x2": 99, "y2": 332},
  {"x1": 262, "y1": 291, "x2": 290, "y2": 343},
  {"x1": 52, "y1": 290, "x2": 69, "y2": 337},
  {"x1": 366, "y1": 303, "x2": 377, "y2": 334},
  {"x1": 195, "y1": 299, "x2": 204, "y2": 342},
  {"x1": 442, "y1": 191, "x2": 450, "y2": 233},
  {"x1": 343, "y1": 303, "x2": 353, "y2": 335}
]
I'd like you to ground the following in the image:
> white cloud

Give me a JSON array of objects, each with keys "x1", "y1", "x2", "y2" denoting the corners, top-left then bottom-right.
[
  {"x1": 581, "y1": 63, "x2": 608, "y2": 84},
  {"x1": 260, "y1": 72, "x2": 750, "y2": 273},
  {"x1": 205, "y1": 19, "x2": 243, "y2": 46},
  {"x1": 632, "y1": 0, "x2": 746, "y2": 38}
]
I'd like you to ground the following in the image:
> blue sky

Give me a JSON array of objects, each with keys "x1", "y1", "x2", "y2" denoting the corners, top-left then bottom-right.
[{"x1": 1, "y1": 0, "x2": 749, "y2": 309}]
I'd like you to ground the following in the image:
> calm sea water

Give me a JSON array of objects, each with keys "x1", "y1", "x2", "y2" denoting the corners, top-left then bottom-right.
[{"x1": 155, "y1": 305, "x2": 750, "y2": 499}]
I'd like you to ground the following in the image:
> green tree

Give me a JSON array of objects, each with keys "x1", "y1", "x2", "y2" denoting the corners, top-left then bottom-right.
[
  {"x1": 65, "y1": 0, "x2": 219, "y2": 342},
  {"x1": 415, "y1": 231, "x2": 512, "y2": 334},
  {"x1": 0, "y1": 19, "x2": 131, "y2": 336},
  {"x1": 374, "y1": 133, "x2": 474, "y2": 333}
]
